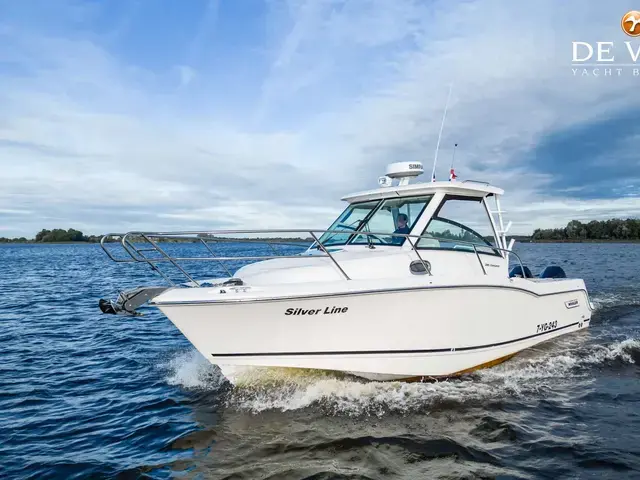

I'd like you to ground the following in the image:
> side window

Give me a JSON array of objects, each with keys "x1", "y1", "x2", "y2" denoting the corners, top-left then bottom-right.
[
  {"x1": 351, "y1": 195, "x2": 432, "y2": 245},
  {"x1": 417, "y1": 196, "x2": 499, "y2": 255}
]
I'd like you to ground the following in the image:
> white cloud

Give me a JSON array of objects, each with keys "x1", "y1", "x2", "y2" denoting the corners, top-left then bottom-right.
[{"x1": 0, "y1": 0, "x2": 639, "y2": 238}]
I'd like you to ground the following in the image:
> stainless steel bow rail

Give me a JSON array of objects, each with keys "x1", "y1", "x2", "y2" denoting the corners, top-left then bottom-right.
[{"x1": 99, "y1": 229, "x2": 526, "y2": 287}]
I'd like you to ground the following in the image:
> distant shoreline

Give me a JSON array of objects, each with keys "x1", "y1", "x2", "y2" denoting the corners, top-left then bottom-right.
[
  {"x1": 525, "y1": 239, "x2": 640, "y2": 244},
  {"x1": 3, "y1": 238, "x2": 640, "y2": 245},
  {"x1": 0, "y1": 241, "x2": 103, "y2": 245},
  {"x1": 3, "y1": 218, "x2": 640, "y2": 244},
  {"x1": 0, "y1": 237, "x2": 314, "y2": 245}
]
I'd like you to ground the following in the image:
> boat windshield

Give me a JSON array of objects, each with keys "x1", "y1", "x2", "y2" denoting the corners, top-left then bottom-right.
[{"x1": 317, "y1": 195, "x2": 433, "y2": 247}]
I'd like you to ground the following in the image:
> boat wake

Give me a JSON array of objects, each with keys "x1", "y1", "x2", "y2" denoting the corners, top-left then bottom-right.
[
  {"x1": 163, "y1": 335, "x2": 639, "y2": 417},
  {"x1": 591, "y1": 291, "x2": 640, "y2": 310}
]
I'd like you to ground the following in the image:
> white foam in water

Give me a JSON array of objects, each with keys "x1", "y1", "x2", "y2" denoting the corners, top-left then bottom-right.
[
  {"x1": 590, "y1": 292, "x2": 640, "y2": 310},
  {"x1": 584, "y1": 338, "x2": 640, "y2": 365},
  {"x1": 591, "y1": 293, "x2": 624, "y2": 310},
  {"x1": 165, "y1": 349, "x2": 224, "y2": 389},
  {"x1": 227, "y1": 372, "x2": 504, "y2": 416},
  {"x1": 479, "y1": 337, "x2": 638, "y2": 381}
]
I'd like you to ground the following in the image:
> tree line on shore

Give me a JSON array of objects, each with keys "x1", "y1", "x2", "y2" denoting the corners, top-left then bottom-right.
[
  {"x1": 1, "y1": 218, "x2": 640, "y2": 244},
  {"x1": 0, "y1": 228, "x2": 311, "y2": 244},
  {"x1": 0, "y1": 228, "x2": 103, "y2": 244},
  {"x1": 0, "y1": 228, "x2": 195, "y2": 244},
  {"x1": 531, "y1": 218, "x2": 640, "y2": 241}
]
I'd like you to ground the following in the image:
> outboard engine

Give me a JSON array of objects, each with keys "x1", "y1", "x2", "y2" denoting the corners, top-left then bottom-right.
[
  {"x1": 509, "y1": 265, "x2": 534, "y2": 278},
  {"x1": 539, "y1": 265, "x2": 566, "y2": 279},
  {"x1": 508, "y1": 265, "x2": 567, "y2": 279}
]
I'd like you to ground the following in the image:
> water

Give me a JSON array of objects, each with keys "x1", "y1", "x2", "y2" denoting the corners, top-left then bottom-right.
[{"x1": 1, "y1": 242, "x2": 639, "y2": 479}]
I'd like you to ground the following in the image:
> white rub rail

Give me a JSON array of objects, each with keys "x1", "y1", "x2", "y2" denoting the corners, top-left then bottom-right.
[{"x1": 99, "y1": 229, "x2": 526, "y2": 287}]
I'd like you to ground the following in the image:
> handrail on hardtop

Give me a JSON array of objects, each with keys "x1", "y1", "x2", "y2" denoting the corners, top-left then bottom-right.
[
  {"x1": 462, "y1": 179, "x2": 491, "y2": 186},
  {"x1": 100, "y1": 229, "x2": 525, "y2": 286}
]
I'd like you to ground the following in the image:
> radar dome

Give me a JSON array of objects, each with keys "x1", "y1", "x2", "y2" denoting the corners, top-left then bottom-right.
[{"x1": 380, "y1": 162, "x2": 424, "y2": 186}]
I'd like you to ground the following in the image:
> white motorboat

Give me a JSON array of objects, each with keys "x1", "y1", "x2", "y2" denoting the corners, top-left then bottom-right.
[{"x1": 99, "y1": 162, "x2": 592, "y2": 382}]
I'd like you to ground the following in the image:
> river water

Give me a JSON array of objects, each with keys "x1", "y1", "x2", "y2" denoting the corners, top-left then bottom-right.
[{"x1": 1, "y1": 242, "x2": 639, "y2": 479}]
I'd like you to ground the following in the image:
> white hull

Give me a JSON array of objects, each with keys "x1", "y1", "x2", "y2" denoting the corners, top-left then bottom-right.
[{"x1": 155, "y1": 278, "x2": 592, "y2": 383}]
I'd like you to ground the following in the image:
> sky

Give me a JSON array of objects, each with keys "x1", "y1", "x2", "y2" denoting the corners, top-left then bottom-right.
[{"x1": 1, "y1": 0, "x2": 639, "y2": 237}]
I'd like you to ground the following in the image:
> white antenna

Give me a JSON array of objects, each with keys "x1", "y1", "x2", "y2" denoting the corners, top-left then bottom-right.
[{"x1": 430, "y1": 84, "x2": 453, "y2": 182}]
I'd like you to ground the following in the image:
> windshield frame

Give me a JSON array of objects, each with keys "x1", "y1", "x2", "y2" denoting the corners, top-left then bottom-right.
[{"x1": 314, "y1": 199, "x2": 382, "y2": 248}]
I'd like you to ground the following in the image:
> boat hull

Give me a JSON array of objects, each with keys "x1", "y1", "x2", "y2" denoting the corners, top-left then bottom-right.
[{"x1": 156, "y1": 280, "x2": 592, "y2": 383}]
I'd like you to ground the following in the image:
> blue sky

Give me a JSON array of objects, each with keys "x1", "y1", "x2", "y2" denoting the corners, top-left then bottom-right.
[{"x1": 1, "y1": 0, "x2": 639, "y2": 237}]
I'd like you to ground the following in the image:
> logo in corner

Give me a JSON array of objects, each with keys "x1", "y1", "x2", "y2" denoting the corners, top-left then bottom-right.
[
  {"x1": 622, "y1": 11, "x2": 640, "y2": 37},
  {"x1": 572, "y1": 12, "x2": 640, "y2": 77}
]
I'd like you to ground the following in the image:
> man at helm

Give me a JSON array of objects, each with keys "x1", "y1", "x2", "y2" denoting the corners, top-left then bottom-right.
[{"x1": 392, "y1": 213, "x2": 410, "y2": 244}]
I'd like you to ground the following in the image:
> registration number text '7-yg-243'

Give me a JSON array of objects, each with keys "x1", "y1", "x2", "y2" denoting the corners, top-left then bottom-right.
[{"x1": 536, "y1": 321, "x2": 558, "y2": 333}]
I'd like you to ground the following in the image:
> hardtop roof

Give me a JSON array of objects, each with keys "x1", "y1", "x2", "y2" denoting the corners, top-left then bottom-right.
[{"x1": 341, "y1": 180, "x2": 504, "y2": 203}]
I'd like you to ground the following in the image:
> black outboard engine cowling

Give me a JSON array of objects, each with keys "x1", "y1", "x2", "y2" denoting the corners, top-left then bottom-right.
[{"x1": 509, "y1": 265, "x2": 534, "y2": 278}]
